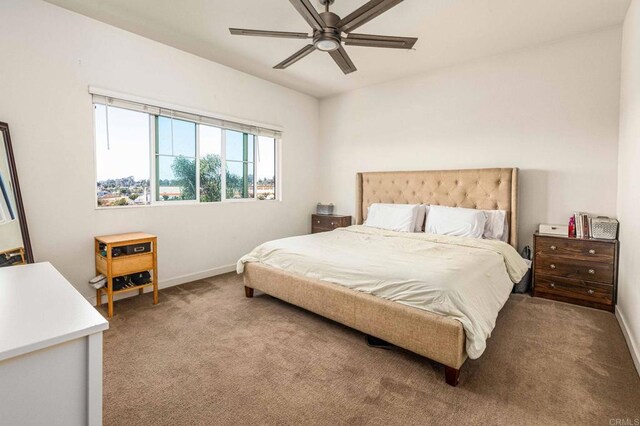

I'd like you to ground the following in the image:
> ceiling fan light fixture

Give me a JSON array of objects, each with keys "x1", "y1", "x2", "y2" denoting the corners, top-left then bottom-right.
[
  {"x1": 314, "y1": 30, "x2": 341, "y2": 52},
  {"x1": 315, "y1": 38, "x2": 340, "y2": 51}
]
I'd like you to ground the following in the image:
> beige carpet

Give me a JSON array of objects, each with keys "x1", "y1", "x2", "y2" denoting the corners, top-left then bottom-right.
[{"x1": 102, "y1": 273, "x2": 640, "y2": 425}]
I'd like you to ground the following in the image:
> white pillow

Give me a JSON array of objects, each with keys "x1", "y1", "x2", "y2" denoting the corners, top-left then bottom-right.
[
  {"x1": 414, "y1": 205, "x2": 429, "y2": 232},
  {"x1": 483, "y1": 210, "x2": 508, "y2": 242},
  {"x1": 425, "y1": 205, "x2": 487, "y2": 238},
  {"x1": 365, "y1": 204, "x2": 420, "y2": 233}
]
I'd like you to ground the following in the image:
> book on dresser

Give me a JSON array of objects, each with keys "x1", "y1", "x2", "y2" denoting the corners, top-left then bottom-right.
[
  {"x1": 573, "y1": 212, "x2": 592, "y2": 239},
  {"x1": 532, "y1": 232, "x2": 619, "y2": 312}
]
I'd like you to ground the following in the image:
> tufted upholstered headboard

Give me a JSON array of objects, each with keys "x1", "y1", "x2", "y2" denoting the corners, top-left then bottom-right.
[{"x1": 355, "y1": 168, "x2": 519, "y2": 248}]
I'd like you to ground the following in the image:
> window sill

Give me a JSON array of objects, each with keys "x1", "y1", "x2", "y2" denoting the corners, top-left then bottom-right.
[{"x1": 95, "y1": 199, "x2": 281, "y2": 211}]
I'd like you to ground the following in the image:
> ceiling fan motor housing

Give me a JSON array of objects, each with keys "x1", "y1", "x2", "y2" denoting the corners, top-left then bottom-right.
[{"x1": 314, "y1": 11, "x2": 341, "y2": 51}]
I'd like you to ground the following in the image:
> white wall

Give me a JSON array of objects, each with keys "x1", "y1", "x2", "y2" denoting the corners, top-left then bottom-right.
[
  {"x1": 0, "y1": 0, "x2": 320, "y2": 298},
  {"x1": 617, "y1": 0, "x2": 640, "y2": 373},
  {"x1": 319, "y1": 28, "x2": 622, "y2": 250}
]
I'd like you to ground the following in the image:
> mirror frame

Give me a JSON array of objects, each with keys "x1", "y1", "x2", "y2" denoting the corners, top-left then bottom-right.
[{"x1": 0, "y1": 122, "x2": 34, "y2": 263}]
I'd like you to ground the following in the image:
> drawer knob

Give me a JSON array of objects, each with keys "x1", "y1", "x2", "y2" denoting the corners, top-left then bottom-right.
[
  {"x1": 549, "y1": 283, "x2": 556, "y2": 288},
  {"x1": 331, "y1": 222, "x2": 335, "y2": 226},
  {"x1": 550, "y1": 245, "x2": 557, "y2": 250},
  {"x1": 588, "y1": 289, "x2": 595, "y2": 295},
  {"x1": 550, "y1": 264, "x2": 556, "y2": 269},
  {"x1": 588, "y1": 249, "x2": 596, "y2": 254},
  {"x1": 588, "y1": 269, "x2": 595, "y2": 275},
  {"x1": 316, "y1": 220, "x2": 320, "y2": 224}
]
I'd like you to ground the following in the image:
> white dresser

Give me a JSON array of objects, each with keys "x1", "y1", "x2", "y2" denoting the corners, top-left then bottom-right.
[{"x1": 0, "y1": 262, "x2": 109, "y2": 426}]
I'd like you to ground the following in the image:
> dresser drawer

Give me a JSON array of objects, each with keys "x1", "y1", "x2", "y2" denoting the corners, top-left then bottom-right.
[
  {"x1": 534, "y1": 256, "x2": 614, "y2": 284},
  {"x1": 535, "y1": 236, "x2": 615, "y2": 262},
  {"x1": 535, "y1": 274, "x2": 613, "y2": 306}
]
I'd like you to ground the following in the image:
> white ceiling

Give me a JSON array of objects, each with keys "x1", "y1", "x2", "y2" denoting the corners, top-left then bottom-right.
[{"x1": 43, "y1": 0, "x2": 630, "y2": 98}]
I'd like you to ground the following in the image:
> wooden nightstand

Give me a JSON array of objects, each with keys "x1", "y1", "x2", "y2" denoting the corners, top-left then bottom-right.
[
  {"x1": 312, "y1": 214, "x2": 352, "y2": 234},
  {"x1": 95, "y1": 232, "x2": 158, "y2": 317},
  {"x1": 532, "y1": 232, "x2": 619, "y2": 312},
  {"x1": 0, "y1": 247, "x2": 25, "y2": 266}
]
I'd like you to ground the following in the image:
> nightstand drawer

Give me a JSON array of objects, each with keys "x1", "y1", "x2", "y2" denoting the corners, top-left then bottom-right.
[
  {"x1": 111, "y1": 252, "x2": 154, "y2": 276},
  {"x1": 535, "y1": 236, "x2": 615, "y2": 262},
  {"x1": 535, "y1": 275, "x2": 613, "y2": 305},
  {"x1": 311, "y1": 214, "x2": 351, "y2": 234},
  {"x1": 314, "y1": 215, "x2": 340, "y2": 228},
  {"x1": 535, "y1": 256, "x2": 614, "y2": 284}
]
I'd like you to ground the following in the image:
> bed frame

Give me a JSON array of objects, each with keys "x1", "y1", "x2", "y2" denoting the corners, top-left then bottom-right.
[{"x1": 243, "y1": 168, "x2": 519, "y2": 386}]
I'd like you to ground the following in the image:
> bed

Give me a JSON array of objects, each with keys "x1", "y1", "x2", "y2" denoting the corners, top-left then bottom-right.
[{"x1": 238, "y1": 168, "x2": 523, "y2": 386}]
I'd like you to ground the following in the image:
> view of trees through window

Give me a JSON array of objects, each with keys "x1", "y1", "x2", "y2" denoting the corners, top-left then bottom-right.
[
  {"x1": 156, "y1": 116, "x2": 196, "y2": 202},
  {"x1": 226, "y1": 130, "x2": 254, "y2": 200},
  {"x1": 94, "y1": 104, "x2": 277, "y2": 207}
]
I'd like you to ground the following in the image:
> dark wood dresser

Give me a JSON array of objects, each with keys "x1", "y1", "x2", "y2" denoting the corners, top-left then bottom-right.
[
  {"x1": 532, "y1": 233, "x2": 619, "y2": 312},
  {"x1": 311, "y1": 214, "x2": 352, "y2": 234}
]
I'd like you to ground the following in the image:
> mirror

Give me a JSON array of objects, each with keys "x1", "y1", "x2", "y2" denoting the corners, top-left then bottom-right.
[{"x1": 0, "y1": 122, "x2": 33, "y2": 266}]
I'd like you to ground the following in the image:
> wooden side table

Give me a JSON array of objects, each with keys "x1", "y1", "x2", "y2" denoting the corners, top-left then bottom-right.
[
  {"x1": 311, "y1": 214, "x2": 352, "y2": 234},
  {"x1": 95, "y1": 232, "x2": 158, "y2": 317}
]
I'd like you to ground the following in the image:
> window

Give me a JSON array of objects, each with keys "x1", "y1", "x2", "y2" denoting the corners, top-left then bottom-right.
[
  {"x1": 256, "y1": 136, "x2": 276, "y2": 200},
  {"x1": 225, "y1": 130, "x2": 254, "y2": 199},
  {"x1": 93, "y1": 93, "x2": 280, "y2": 208},
  {"x1": 199, "y1": 125, "x2": 222, "y2": 203},
  {"x1": 95, "y1": 105, "x2": 151, "y2": 207},
  {"x1": 155, "y1": 116, "x2": 196, "y2": 202}
]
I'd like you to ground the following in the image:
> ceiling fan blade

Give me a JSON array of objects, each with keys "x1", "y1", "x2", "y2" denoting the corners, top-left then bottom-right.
[
  {"x1": 338, "y1": 0, "x2": 404, "y2": 33},
  {"x1": 329, "y1": 46, "x2": 357, "y2": 75},
  {"x1": 288, "y1": 0, "x2": 325, "y2": 31},
  {"x1": 229, "y1": 28, "x2": 310, "y2": 39},
  {"x1": 274, "y1": 44, "x2": 316, "y2": 69},
  {"x1": 345, "y1": 33, "x2": 417, "y2": 49}
]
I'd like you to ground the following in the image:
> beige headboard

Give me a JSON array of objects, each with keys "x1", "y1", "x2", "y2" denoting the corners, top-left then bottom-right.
[{"x1": 355, "y1": 168, "x2": 519, "y2": 248}]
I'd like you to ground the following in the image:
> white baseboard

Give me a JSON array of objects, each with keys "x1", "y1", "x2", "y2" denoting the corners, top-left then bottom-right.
[
  {"x1": 616, "y1": 306, "x2": 640, "y2": 376},
  {"x1": 87, "y1": 263, "x2": 237, "y2": 306}
]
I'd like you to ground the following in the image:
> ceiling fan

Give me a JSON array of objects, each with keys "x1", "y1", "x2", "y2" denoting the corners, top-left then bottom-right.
[{"x1": 229, "y1": 0, "x2": 417, "y2": 75}]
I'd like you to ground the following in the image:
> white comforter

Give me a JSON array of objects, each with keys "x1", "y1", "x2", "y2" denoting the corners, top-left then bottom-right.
[{"x1": 237, "y1": 225, "x2": 528, "y2": 359}]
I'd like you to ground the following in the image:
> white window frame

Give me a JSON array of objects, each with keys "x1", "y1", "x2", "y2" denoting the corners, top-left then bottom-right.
[
  {"x1": 221, "y1": 129, "x2": 227, "y2": 203},
  {"x1": 91, "y1": 87, "x2": 281, "y2": 209}
]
